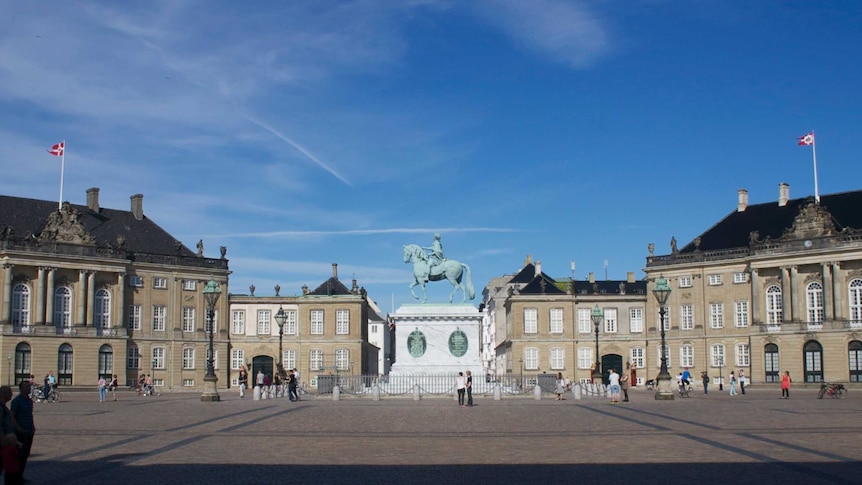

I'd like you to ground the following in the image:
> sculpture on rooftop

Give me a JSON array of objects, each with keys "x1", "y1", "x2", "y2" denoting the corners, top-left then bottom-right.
[{"x1": 403, "y1": 233, "x2": 474, "y2": 303}]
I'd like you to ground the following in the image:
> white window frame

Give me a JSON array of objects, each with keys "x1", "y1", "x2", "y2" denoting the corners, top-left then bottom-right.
[
  {"x1": 284, "y1": 310, "x2": 297, "y2": 335},
  {"x1": 153, "y1": 277, "x2": 167, "y2": 289},
  {"x1": 708, "y1": 274, "x2": 723, "y2": 286},
  {"x1": 678, "y1": 276, "x2": 693, "y2": 288},
  {"x1": 182, "y1": 347, "x2": 195, "y2": 369},
  {"x1": 629, "y1": 308, "x2": 643, "y2": 333},
  {"x1": 257, "y1": 310, "x2": 271, "y2": 335},
  {"x1": 95, "y1": 288, "x2": 111, "y2": 328},
  {"x1": 733, "y1": 272, "x2": 748, "y2": 284},
  {"x1": 680, "y1": 304, "x2": 694, "y2": 330},
  {"x1": 524, "y1": 348, "x2": 538, "y2": 370},
  {"x1": 335, "y1": 349, "x2": 350, "y2": 371},
  {"x1": 578, "y1": 347, "x2": 593, "y2": 369},
  {"x1": 128, "y1": 275, "x2": 143, "y2": 287},
  {"x1": 128, "y1": 304, "x2": 141, "y2": 330},
  {"x1": 766, "y1": 285, "x2": 783, "y2": 325},
  {"x1": 806, "y1": 282, "x2": 824, "y2": 324},
  {"x1": 182, "y1": 279, "x2": 196, "y2": 291},
  {"x1": 630, "y1": 347, "x2": 644, "y2": 369},
  {"x1": 11, "y1": 284, "x2": 30, "y2": 326},
  {"x1": 231, "y1": 349, "x2": 245, "y2": 370},
  {"x1": 735, "y1": 301, "x2": 749, "y2": 327},
  {"x1": 127, "y1": 346, "x2": 140, "y2": 369},
  {"x1": 604, "y1": 308, "x2": 617, "y2": 333},
  {"x1": 549, "y1": 348, "x2": 564, "y2": 370},
  {"x1": 152, "y1": 305, "x2": 166, "y2": 331},
  {"x1": 283, "y1": 349, "x2": 296, "y2": 370},
  {"x1": 710, "y1": 303, "x2": 724, "y2": 329},
  {"x1": 310, "y1": 310, "x2": 324, "y2": 335},
  {"x1": 54, "y1": 286, "x2": 72, "y2": 328},
  {"x1": 549, "y1": 308, "x2": 563, "y2": 334},
  {"x1": 231, "y1": 310, "x2": 245, "y2": 335},
  {"x1": 152, "y1": 347, "x2": 166, "y2": 369},
  {"x1": 336, "y1": 310, "x2": 350, "y2": 335},
  {"x1": 711, "y1": 344, "x2": 725, "y2": 368},
  {"x1": 736, "y1": 343, "x2": 750, "y2": 367},
  {"x1": 660, "y1": 305, "x2": 670, "y2": 331},
  {"x1": 182, "y1": 307, "x2": 196, "y2": 332},
  {"x1": 524, "y1": 308, "x2": 538, "y2": 334},
  {"x1": 680, "y1": 344, "x2": 694, "y2": 368},
  {"x1": 310, "y1": 349, "x2": 324, "y2": 371},
  {"x1": 851, "y1": 279, "x2": 862, "y2": 324},
  {"x1": 578, "y1": 308, "x2": 591, "y2": 334}
]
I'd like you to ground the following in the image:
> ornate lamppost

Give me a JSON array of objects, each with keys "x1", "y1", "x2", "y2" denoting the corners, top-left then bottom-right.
[
  {"x1": 201, "y1": 279, "x2": 222, "y2": 402},
  {"x1": 591, "y1": 305, "x2": 604, "y2": 383},
  {"x1": 274, "y1": 305, "x2": 287, "y2": 378},
  {"x1": 652, "y1": 276, "x2": 674, "y2": 400}
]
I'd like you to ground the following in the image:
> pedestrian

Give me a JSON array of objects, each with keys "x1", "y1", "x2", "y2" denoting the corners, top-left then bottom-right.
[
  {"x1": 10, "y1": 381, "x2": 34, "y2": 480},
  {"x1": 608, "y1": 369, "x2": 621, "y2": 403},
  {"x1": 145, "y1": 374, "x2": 154, "y2": 396},
  {"x1": 98, "y1": 376, "x2": 107, "y2": 402},
  {"x1": 288, "y1": 369, "x2": 299, "y2": 401},
  {"x1": 739, "y1": 369, "x2": 746, "y2": 395},
  {"x1": 455, "y1": 372, "x2": 466, "y2": 407},
  {"x1": 273, "y1": 373, "x2": 282, "y2": 398},
  {"x1": 781, "y1": 371, "x2": 791, "y2": 399},
  {"x1": 256, "y1": 370, "x2": 265, "y2": 391},
  {"x1": 109, "y1": 374, "x2": 118, "y2": 401},
  {"x1": 554, "y1": 372, "x2": 565, "y2": 400},
  {"x1": 238, "y1": 369, "x2": 248, "y2": 398},
  {"x1": 466, "y1": 370, "x2": 474, "y2": 406},
  {"x1": 620, "y1": 368, "x2": 630, "y2": 402},
  {"x1": 729, "y1": 371, "x2": 737, "y2": 396},
  {"x1": 701, "y1": 370, "x2": 709, "y2": 395},
  {"x1": 0, "y1": 385, "x2": 21, "y2": 485}
]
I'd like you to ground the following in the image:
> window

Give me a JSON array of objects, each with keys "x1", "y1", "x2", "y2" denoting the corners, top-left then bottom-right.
[
  {"x1": 657, "y1": 344, "x2": 671, "y2": 368},
  {"x1": 803, "y1": 340, "x2": 823, "y2": 383},
  {"x1": 578, "y1": 308, "x2": 591, "y2": 334},
  {"x1": 766, "y1": 285, "x2": 783, "y2": 325},
  {"x1": 736, "y1": 343, "x2": 750, "y2": 366},
  {"x1": 182, "y1": 279, "x2": 196, "y2": 291},
  {"x1": 711, "y1": 344, "x2": 725, "y2": 368},
  {"x1": 310, "y1": 349, "x2": 324, "y2": 371},
  {"x1": 153, "y1": 277, "x2": 167, "y2": 289},
  {"x1": 549, "y1": 348, "x2": 564, "y2": 370},
  {"x1": 14, "y1": 343, "x2": 31, "y2": 384},
  {"x1": 630, "y1": 347, "x2": 644, "y2": 369},
  {"x1": 257, "y1": 310, "x2": 271, "y2": 335},
  {"x1": 660, "y1": 305, "x2": 670, "y2": 331},
  {"x1": 678, "y1": 276, "x2": 693, "y2": 288},
  {"x1": 152, "y1": 347, "x2": 165, "y2": 369},
  {"x1": 283, "y1": 350, "x2": 296, "y2": 370},
  {"x1": 183, "y1": 379, "x2": 195, "y2": 387},
  {"x1": 231, "y1": 349, "x2": 245, "y2": 370},
  {"x1": 213, "y1": 349, "x2": 219, "y2": 370},
  {"x1": 182, "y1": 307, "x2": 196, "y2": 332},
  {"x1": 371, "y1": 325, "x2": 378, "y2": 333},
  {"x1": 310, "y1": 310, "x2": 324, "y2": 335},
  {"x1": 733, "y1": 272, "x2": 748, "y2": 284},
  {"x1": 182, "y1": 348, "x2": 195, "y2": 369},
  {"x1": 284, "y1": 309, "x2": 297, "y2": 335},
  {"x1": 335, "y1": 349, "x2": 350, "y2": 371},
  {"x1": 629, "y1": 308, "x2": 643, "y2": 333},
  {"x1": 710, "y1": 303, "x2": 724, "y2": 329},
  {"x1": 128, "y1": 305, "x2": 141, "y2": 330},
  {"x1": 11, "y1": 284, "x2": 30, "y2": 326},
  {"x1": 152, "y1": 305, "x2": 166, "y2": 331},
  {"x1": 849, "y1": 341, "x2": 862, "y2": 382},
  {"x1": 231, "y1": 310, "x2": 245, "y2": 335},
  {"x1": 680, "y1": 345, "x2": 694, "y2": 368},
  {"x1": 98, "y1": 345, "x2": 113, "y2": 377},
  {"x1": 336, "y1": 310, "x2": 350, "y2": 335},
  {"x1": 708, "y1": 274, "x2": 723, "y2": 286},
  {"x1": 549, "y1": 308, "x2": 563, "y2": 334},
  {"x1": 54, "y1": 286, "x2": 72, "y2": 328},
  {"x1": 126, "y1": 345, "x2": 141, "y2": 369},
  {"x1": 764, "y1": 343, "x2": 779, "y2": 382},
  {"x1": 806, "y1": 282, "x2": 824, "y2": 324},
  {"x1": 850, "y1": 279, "x2": 862, "y2": 324},
  {"x1": 128, "y1": 275, "x2": 143, "y2": 287},
  {"x1": 58, "y1": 344, "x2": 73, "y2": 385},
  {"x1": 95, "y1": 289, "x2": 111, "y2": 328},
  {"x1": 206, "y1": 310, "x2": 218, "y2": 333},
  {"x1": 523, "y1": 308, "x2": 537, "y2": 334},
  {"x1": 734, "y1": 301, "x2": 749, "y2": 327},
  {"x1": 604, "y1": 308, "x2": 617, "y2": 333},
  {"x1": 680, "y1": 304, "x2": 694, "y2": 330},
  {"x1": 578, "y1": 348, "x2": 593, "y2": 369},
  {"x1": 524, "y1": 348, "x2": 538, "y2": 370}
]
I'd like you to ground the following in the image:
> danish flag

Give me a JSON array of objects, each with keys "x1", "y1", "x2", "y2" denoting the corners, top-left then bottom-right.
[
  {"x1": 797, "y1": 132, "x2": 814, "y2": 146},
  {"x1": 48, "y1": 141, "x2": 65, "y2": 156}
]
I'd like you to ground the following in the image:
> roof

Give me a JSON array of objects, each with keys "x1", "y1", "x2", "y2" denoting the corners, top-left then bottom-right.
[
  {"x1": 571, "y1": 280, "x2": 647, "y2": 296},
  {"x1": 508, "y1": 263, "x2": 536, "y2": 284},
  {"x1": 307, "y1": 277, "x2": 353, "y2": 296},
  {"x1": 679, "y1": 190, "x2": 862, "y2": 253},
  {"x1": 518, "y1": 272, "x2": 566, "y2": 295}
]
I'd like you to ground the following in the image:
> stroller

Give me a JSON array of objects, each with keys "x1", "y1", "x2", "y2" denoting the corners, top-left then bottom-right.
[{"x1": 645, "y1": 379, "x2": 656, "y2": 391}]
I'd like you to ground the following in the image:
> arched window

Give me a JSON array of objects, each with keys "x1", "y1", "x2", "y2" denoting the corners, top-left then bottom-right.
[
  {"x1": 14, "y1": 342, "x2": 31, "y2": 385},
  {"x1": 764, "y1": 343, "x2": 779, "y2": 383},
  {"x1": 95, "y1": 288, "x2": 111, "y2": 328},
  {"x1": 849, "y1": 340, "x2": 862, "y2": 383},
  {"x1": 850, "y1": 279, "x2": 862, "y2": 325},
  {"x1": 766, "y1": 285, "x2": 783, "y2": 325},
  {"x1": 54, "y1": 287, "x2": 72, "y2": 328},
  {"x1": 12, "y1": 284, "x2": 30, "y2": 326},
  {"x1": 58, "y1": 343, "x2": 73, "y2": 385},
  {"x1": 806, "y1": 282, "x2": 824, "y2": 324},
  {"x1": 803, "y1": 340, "x2": 823, "y2": 383},
  {"x1": 98, "y1": 344, "x2": 113, "y2": 380}
]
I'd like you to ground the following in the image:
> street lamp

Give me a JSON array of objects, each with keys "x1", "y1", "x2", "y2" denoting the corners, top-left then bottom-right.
[
  {"x1": 519, "y1": 357, "x2": 524, "y2": 390},
  {"x1": 274, "y1": 305, "x2": 287, "y2": 378},
  {"x1": 652, "y1": 275, "x2": 674, "y2": 400},
  {"x1": 590, "y1": 305, "x2": 604, "y2": 383},
  {"x1": 201, "y1": 279, "x2": 222, "y2": 402},
  {"x1": 7, "y1": 355, "x2": 11, "y2": 385}
]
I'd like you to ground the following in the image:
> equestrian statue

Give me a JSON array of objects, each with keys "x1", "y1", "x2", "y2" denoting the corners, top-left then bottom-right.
[{"x1": 402, "y1": 233, "x2": 475, "y2": 303}]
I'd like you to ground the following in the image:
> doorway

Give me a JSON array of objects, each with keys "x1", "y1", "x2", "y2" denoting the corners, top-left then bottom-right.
[
  {"x1": 251, "y1": 356, "x2": 274, "y2": 385},
  {"x1": 601, "y1": 354, "x2": 623, "y2": 385}
]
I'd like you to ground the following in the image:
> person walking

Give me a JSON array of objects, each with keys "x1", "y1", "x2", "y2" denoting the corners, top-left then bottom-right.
[
  {"x1": 98, "y1": 376, "x2": 107, "y2": 402},
  {"x1": 701, "y1": 370, "x2": 709, "y2": 395},
  {"x1": 781, "y1": 371, "x2": 791, "y2": 399},
  {"x1": 620, "y1": 368, "x2": 630, "y2": 402},
  {"x1": 238, "y1": 369, "x2": 248, "y2": 398},
  {"x1": 109, "y1": 375, "x2": 118, "y2": 401},
  {"x1": 739, "y1": 369, "x2": 746, "y2": 395},
  {"x1": 728, "y1": 371, "x2": 737, "y2": 396},
  {"x1": 466, "y1": 370, "x2": 474, "y2": 406},
  {"x1": 288, "y1": 369, "x2": 299, "y2": 401},
  {"x1": 554, "y1": 372, "x2": 565, "y2": 400},
  {"x1": 455, "y1": 372, "x2": 466, "y2": 407},
  {"x1": 10, "y1": 381, "x2": 34, "y2": 481}
]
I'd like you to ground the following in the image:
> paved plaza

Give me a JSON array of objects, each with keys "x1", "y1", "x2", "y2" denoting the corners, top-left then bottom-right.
[{"x1": 22, "y1": 386, "x2": 862, "y2": 484}]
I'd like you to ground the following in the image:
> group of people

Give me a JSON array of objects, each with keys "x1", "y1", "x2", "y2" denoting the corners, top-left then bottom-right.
[
  {"x1": 454, "y1": 371, "x2": 473, "y2": 407},
  {"x1": 97, "y1": 374, "x2": 119, "y2": 402},
  {"x1": 135, "y1": 374, "x2": 157, "y2": 396},
  {"x1": 606, "y1": 368, "x2": 630, "y2": 403},
  {"x1": 238, "y1": 368, "x2": 302, "y2": 401},
  {"x1": 1, "y1": 382, "x2": 35, "y2": 483}
]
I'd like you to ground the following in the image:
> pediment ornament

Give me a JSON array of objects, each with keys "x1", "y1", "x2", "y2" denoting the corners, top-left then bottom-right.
[
  {"x1": 38, "y1": 202, "x2": 95, "y2": 245},
  {"x1": 782, "y1": 199, "x2": 835, "y2": 240}
]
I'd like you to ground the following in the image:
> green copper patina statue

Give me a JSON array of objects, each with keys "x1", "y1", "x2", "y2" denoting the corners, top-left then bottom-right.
[{"x1": 403, "y1": 233, "x2": 475, "y2": 303}]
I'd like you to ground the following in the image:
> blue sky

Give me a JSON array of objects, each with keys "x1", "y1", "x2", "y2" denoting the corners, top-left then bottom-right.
[{"x1": 2, "y1": 1, "x2": 861, "y2": 312}]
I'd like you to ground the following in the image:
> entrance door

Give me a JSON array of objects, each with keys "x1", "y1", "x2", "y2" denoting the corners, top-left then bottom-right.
[
  {"x1": 764, "y1": 344, "x2": 779, "y2": 383},
  {"x1": 251, "y1": 356, "x2": 274, "y2": 385},
  {"x1": 601, "y1": 354, "x2": 623, "y2": 385}
]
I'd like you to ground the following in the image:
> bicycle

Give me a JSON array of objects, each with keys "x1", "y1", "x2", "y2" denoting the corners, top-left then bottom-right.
[
  {"x1": 677, "y1": 382, "x2": 693, "y2": 398},
  {"x1": 817, "y1": 382, "x2": 847, "y2": 399},
  {"x1": 33, "y1": 385, "x2": 61, "y2": 402}
]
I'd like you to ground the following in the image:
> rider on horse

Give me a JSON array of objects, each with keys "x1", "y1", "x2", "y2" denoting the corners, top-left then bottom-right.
[{"x1": 422, "y1": 233, "x2": 446, "y2": 274}]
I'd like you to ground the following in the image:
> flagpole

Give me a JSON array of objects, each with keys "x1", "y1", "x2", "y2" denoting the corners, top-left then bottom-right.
[
  {"x1": 811, "y1": 132, "x2": 819, "y2": 204},
  {"x1": 58, "y1": 139, "x2": 65, "y2": 210}
]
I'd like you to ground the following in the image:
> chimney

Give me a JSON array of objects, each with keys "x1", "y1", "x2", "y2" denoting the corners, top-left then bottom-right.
[
  {"x1": 778, "y1": 183, "x2": 790, "y2": 207},
  {"x1": 332, "y1": 263, "x2": 338, "y2": 279},
  {"x1": 737, "y1": 189, "x2": 748, "y2": 212},
  {"x1": 535, "y1": 261, "x2": 542, "y2": 276},
  {"x1": 86, "y1": 187, "x2": 100, "y2": 212},
  {"x1": 130, "y1": 194, "x2": 144, "y2": 220},
  {"x1": 627, "y1": 272, "x2": 635, "y2": 283},
  {"x1": 524, "y1": 254, "x2": 532, "y2": 266},
  {"x1": 588, "y1": 272, "x2": 595, "y2": 283}
]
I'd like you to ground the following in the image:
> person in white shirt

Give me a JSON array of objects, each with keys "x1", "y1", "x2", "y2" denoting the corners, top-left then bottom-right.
[{"x1": 608, "y1": 369, "x2": 621, "y2": 403}]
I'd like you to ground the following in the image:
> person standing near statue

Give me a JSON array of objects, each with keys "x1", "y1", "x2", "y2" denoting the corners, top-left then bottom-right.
[{"x1": 423, "y1": 233, "x2": 445, "y2": 272}]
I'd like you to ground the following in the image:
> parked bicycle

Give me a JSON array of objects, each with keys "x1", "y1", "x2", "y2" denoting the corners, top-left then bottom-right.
[
  {"x1": 33, "y1": 385, "x2": 61, "y2": 402},
  {"x1": 817, "y1": 382, "x2": 847, "y2": 399}
]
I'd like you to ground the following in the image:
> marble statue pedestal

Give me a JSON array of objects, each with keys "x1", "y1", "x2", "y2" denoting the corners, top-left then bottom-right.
[{"x1": 389, "y1": 304, "x2": 484, "y2": 376}]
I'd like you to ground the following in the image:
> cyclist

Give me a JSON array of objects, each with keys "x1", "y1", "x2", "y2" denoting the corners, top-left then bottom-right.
[{"x1": 681, "y1": 369, "x2": 691, "y2": 391}]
